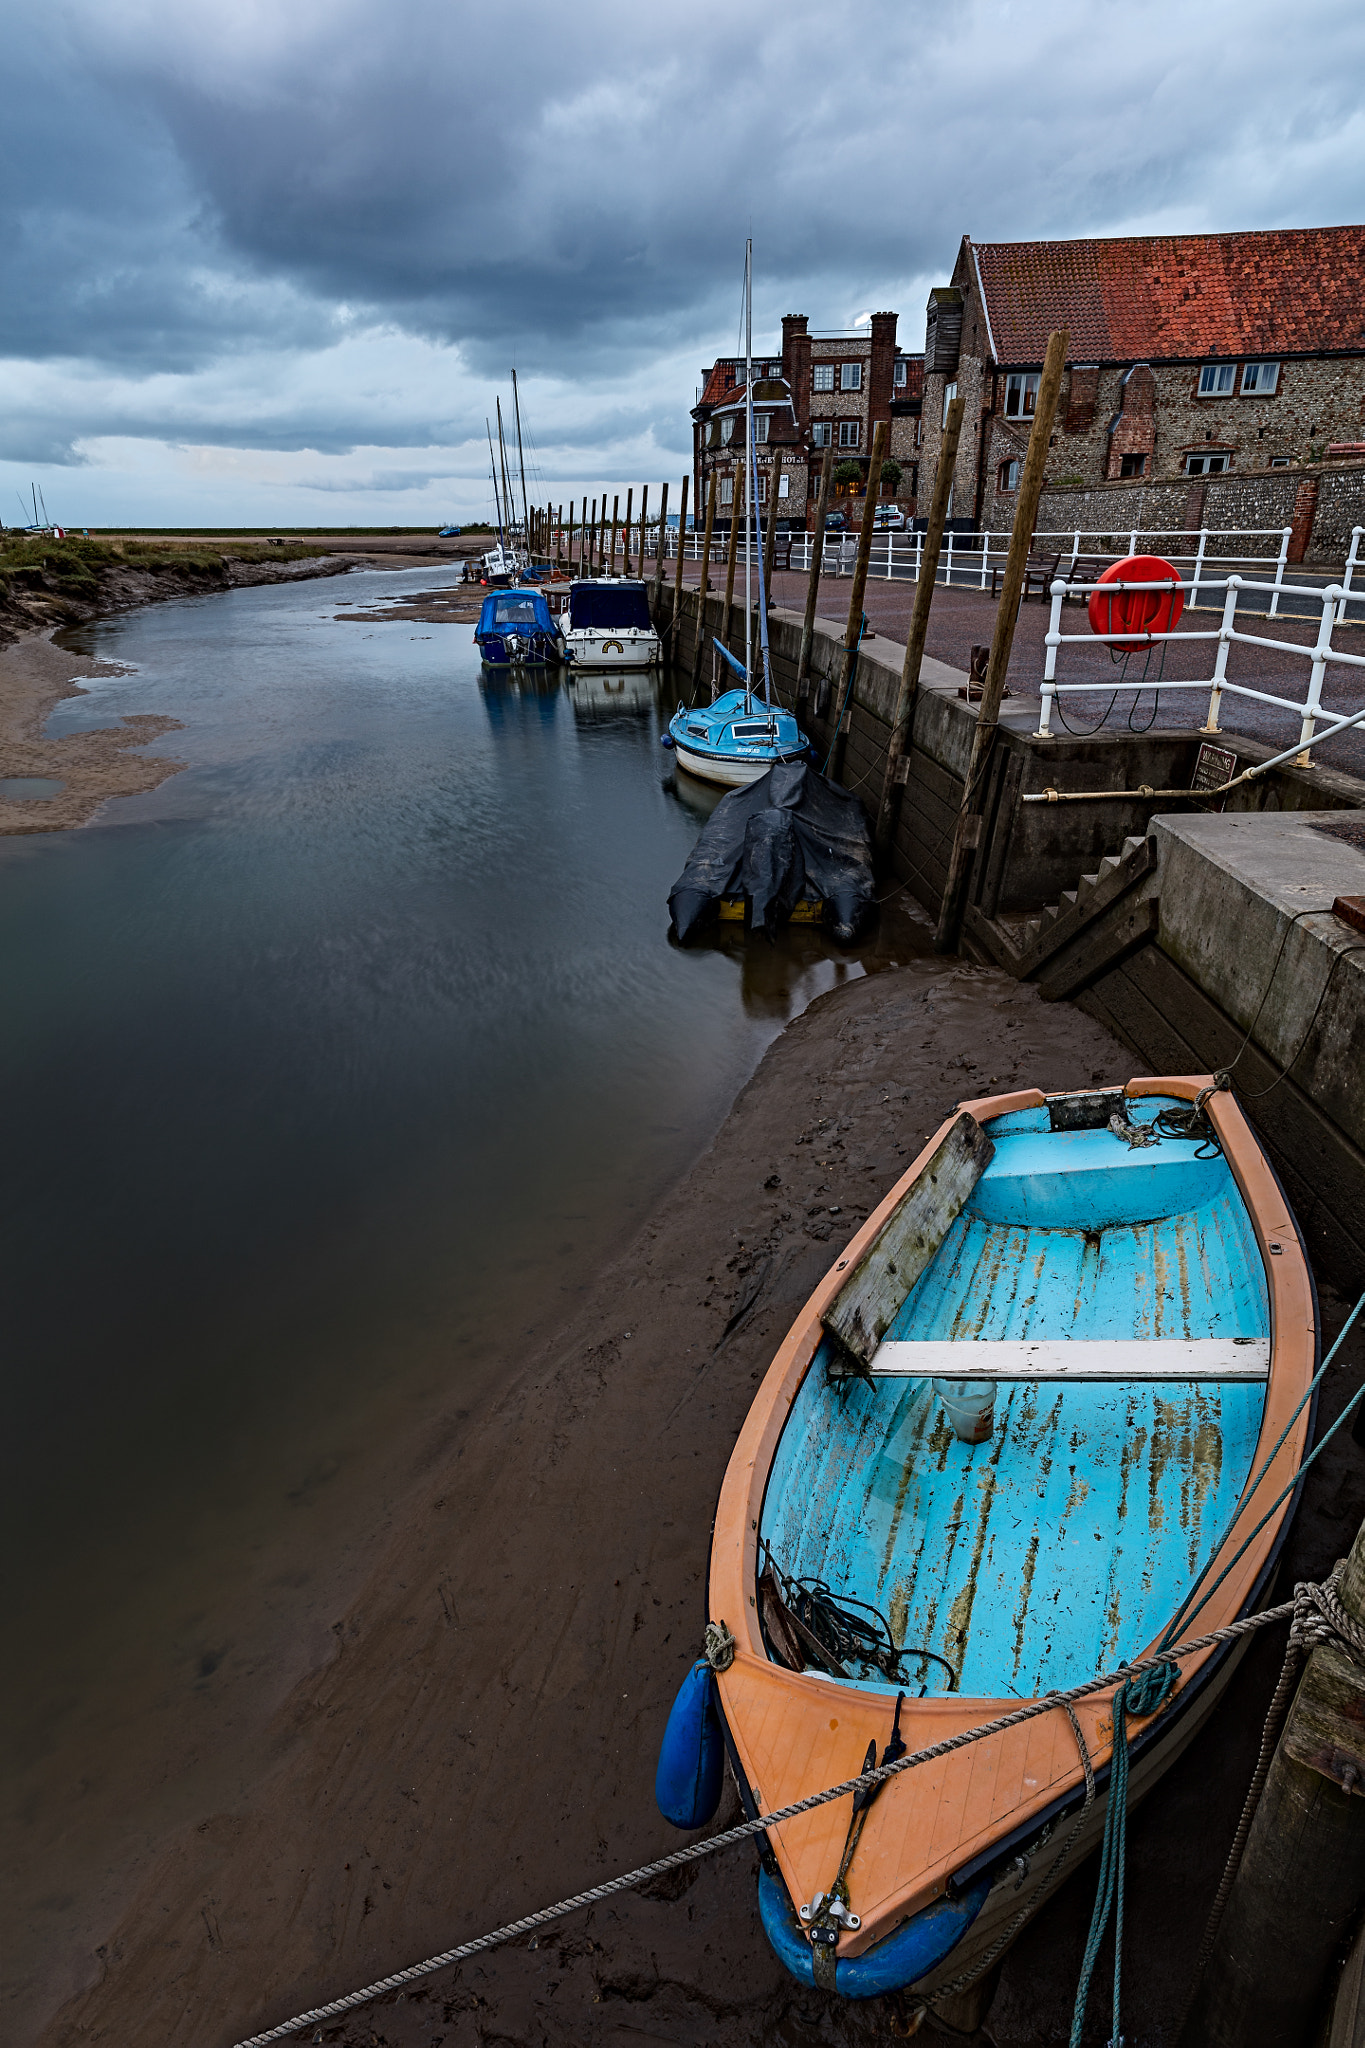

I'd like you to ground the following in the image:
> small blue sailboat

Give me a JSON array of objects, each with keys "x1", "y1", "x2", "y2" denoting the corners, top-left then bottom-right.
[
  {"x1": 665, "y1": 240, "x2": 808, "y2": 789},
  {"x1": 473, "y1": 587, "x2": 564, "y2": 667}
]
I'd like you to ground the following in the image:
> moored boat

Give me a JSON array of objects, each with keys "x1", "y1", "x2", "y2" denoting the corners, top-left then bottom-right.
[
  {"x1": 473, "y1": 587, "x2": 565, "y2": 667},
  {"x1": 658, "y1": 1076, "x2": 1315, "y2": 2001},
  {"x1": 667, "y1": 673, "x2": 808, "y2": 787},
  {"x1": 562, "y1": 577, "x2": 660, "y2": 669}
]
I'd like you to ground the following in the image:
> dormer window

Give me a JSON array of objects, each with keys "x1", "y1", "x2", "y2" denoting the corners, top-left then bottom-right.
[
  {"x1": 894, "y1": 359, "x2": 908, "y2": 387},
  {"x1": 1241, "y1": 361, "x2": 1280, "y2": 395},
  {"x1": 1198, "y1": 363, "x2": 1237, "y2": 396},
  {"x1": 720, "y1": 417, "x2": 735, "y2": 445},
  {"x1": 754, "y1": 413, "x2": 771, "y2": 443}
]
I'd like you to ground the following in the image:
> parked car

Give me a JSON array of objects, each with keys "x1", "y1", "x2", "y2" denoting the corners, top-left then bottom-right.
[
  {"x1": 438, "y1": 525, "x2": 462, "y2": 537},
  {"x1": 822, "y1": 509, "x2": 848, "y2": 532},
  {"x1": 872, "y1": 505, "x2": 907, "y2": 530}
]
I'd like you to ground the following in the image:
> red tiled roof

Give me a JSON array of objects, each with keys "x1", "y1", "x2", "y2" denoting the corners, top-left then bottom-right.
[{"x1": 972, "y1": 228, "x2": 1365, "y2": 365}]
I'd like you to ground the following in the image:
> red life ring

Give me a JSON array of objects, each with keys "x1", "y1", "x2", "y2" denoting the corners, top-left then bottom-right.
[{"x1": 1087, "y1": 555, "x2": 1185, "y2": 643}]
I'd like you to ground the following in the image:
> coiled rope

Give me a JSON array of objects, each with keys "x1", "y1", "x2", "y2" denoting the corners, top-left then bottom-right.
[{"x1": 231, "y1": 1588, "x2": 1349, "y2": 2048}]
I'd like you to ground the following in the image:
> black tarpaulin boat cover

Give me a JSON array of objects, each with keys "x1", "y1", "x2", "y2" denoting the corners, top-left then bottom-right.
[{"x1": 668, "y1": 761, "x2": 875, "y2": 944}]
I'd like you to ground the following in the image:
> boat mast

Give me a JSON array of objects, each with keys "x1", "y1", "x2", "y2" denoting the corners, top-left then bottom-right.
[
  {"x1": 751, "y1": 429, "x2": 774, "y2": 707},
  {"x1": 486, "y1": 419, "x2": 506, "y2": 546},
  {"x1": 511, "y1": 368, "x2": 531, "y2": 543},
  {"x1": 744, "y1": 237, "x2": 753, "y2": 716},
  {"x1": 496, "y1": 398, "x2": 516, "y2": 553}
]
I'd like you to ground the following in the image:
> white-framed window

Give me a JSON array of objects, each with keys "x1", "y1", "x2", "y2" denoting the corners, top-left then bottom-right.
[
  {"x1": 778, "y1": 473, "x2": 790, "y2": 498},
  {"x1": 811, "y1": 421, "x2": 833, "y2": 447},
  {"x1": 719, "y1": 475, "x2": 734, "y2": 505},
  {"x1": 838, "y1": 419, "x2": 861, "y2": 448},
  {"x1": 720, "y1": 417, "x2": 735, "y2": 444},
  {"x1": 1241, "y1": 360, "x2": 1280, "y2": 395},
  {"x1": 998, "y1": 458, "x2": 1021, "y2": 492},
  {"x1": 757, "y1": 476, "x2": 768, "y2": 504},
  {"x1": 893, "y1": 359, "x2": 908, "y2": 387},
  {"x1": 1120, "y1": 452, "x2": 1146, "y2": 478},
  {"x1": 753, "y1": 413, "x2": 770, "y2": 443},
  {"x1": 942, "y1": 379, "x2": 957, "y2": 429},
  {"x1": 1269, "y1": 455, "x2": 1293, "y2": 469},
  {"x1": 840, "y1": 361, "x2": 863, "y2": 391},
  {"x1": 1004, "y1": 372, "x2": 1039, "y2": 419},
  {"x1": 813, "y1": 363, "x2": 835, "y2": 391},
  {"x1": 1198, "y1": 363, "x2": 1237, "y2": 397},
  {"x1": 1185, "y1": 451, "x2": 1230, "y2": 474}
]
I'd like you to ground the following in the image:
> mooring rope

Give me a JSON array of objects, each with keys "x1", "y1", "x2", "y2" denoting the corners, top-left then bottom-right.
[{"x1": 231, "y1": 1589, "x2": 1345, "y2": 2048}]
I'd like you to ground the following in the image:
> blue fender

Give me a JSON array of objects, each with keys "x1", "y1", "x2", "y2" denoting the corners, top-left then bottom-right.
[
  {"x1": 655, "y1": 1659, "x2": 725, "y2": 1830},
  {"x1": 757, "y1": 1864, "x2": 990, "y2": 1999}
]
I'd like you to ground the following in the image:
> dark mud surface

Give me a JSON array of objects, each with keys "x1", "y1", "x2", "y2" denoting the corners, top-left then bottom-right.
[{"x1": 43, "y1": 957, "x2": 1365, "y2": 2048}]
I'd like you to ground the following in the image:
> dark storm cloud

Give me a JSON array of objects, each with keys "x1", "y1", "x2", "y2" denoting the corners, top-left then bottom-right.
[{"x1": 4, "y1": 0, "x2": 1365, "y2": 466}]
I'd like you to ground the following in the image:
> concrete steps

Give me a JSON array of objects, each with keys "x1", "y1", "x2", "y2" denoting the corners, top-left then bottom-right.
[{"x1": 964, "y1": 833, "x2": 1158, "y2": 991}]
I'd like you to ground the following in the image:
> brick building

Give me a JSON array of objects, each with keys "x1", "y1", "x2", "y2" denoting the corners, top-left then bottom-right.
[
  {"x1": 916, "y1": 227, "x2": 1365, "y2": 532},
  {"x1": 693, "y1": 313, "x2": 923, "y2": 527}
]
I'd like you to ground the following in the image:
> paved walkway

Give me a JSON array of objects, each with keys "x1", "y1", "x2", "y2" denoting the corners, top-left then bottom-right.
[{"x1": 667, "y1": 558, "x2": 1365, "y2": 782}]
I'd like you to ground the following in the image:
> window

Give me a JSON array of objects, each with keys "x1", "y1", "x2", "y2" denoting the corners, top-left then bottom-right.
[
  {"x1": 778, "y1": 473, "x2": 790, "y2": 498},
  {"x1": 720, "y1": 417, "x2": 735, "y2": 445},
  {"x1": 719, "y1": 476, "x2": 734, "y2": 505},
  {"x1": 813, "y1": 363, "x2": 835, "y2": 391},
  {"x1": 1242, "y1": 360, "x2": 1280, "y2": 395},
  {"x1": 998, "y1": 458, "x2": 1021, "y2": 492},
  {"x1": 1119, "y1": 453, "x2": 1147, "y2": 478},
  {"x1": 942, "y1": 379, "x2": 957, "y2": 428},
  {"x1": 838, "y1": 419, "x2": 861, "y2": 448},
  {"x1": 893, "y1": 359, "x2": 908, "y2": 388},
  {"x1": 811, "y1": 421, "x2": 833, "y2": 447},
  {"x1": 840, "y1": 362, "x2": 863, "y2": 391},
  {"x1": 1004, "y1": 372, "x2": 1039, "y2": 419},
  {"x1": 753, "y1": 413, "x2": 770, "y2": 443},
  {"x1": 1270, "y1": 456, "x2": 1292, "y2": 468},
  {"x1": 1185, "y1": 451, "x2": 1230, "y2": 474},
  {"x1": 1198, "y1": 363, "x2": 1237, "y2": 397},
  {"x1": 757, "y1": 476, "x2": 768, "y2": 504}
]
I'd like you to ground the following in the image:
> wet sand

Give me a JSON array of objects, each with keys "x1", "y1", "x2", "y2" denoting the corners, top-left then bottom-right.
[
  {"x1": 0, "y1": 630, "x2": 187, "y2": 834},
  {"x1": 40, "y1": 954, "x2": 1157, "y2": 2048}
]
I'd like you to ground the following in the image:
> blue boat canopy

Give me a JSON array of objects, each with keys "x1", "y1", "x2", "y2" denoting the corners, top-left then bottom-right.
[
  {"x1": 477, "y1": 589, "x2": 557, "y2": 635},
  {"x1": 569, "y1": 582, "x2": 652, "y2": 631}
]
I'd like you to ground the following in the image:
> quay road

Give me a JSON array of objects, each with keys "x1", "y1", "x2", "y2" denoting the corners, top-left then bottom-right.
[{"x1": 670, "y1": 556, "x2": 1365, "y2": 782}]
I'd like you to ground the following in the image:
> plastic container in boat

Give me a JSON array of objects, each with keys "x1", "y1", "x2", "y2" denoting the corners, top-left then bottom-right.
[{"x1": 932, "y1": 1377, "x2": 997, "y2": 1443}]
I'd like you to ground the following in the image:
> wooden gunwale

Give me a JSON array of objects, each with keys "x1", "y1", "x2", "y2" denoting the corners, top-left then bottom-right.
[{"x1": 708, "y1": 1076, "x2": 1315, "y2": 1962}]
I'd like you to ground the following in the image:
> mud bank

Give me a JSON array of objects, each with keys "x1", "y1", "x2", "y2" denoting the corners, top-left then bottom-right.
[
  {"x1": 0, "y1": 554, "x2": 359, "y2": 834},
  {"x1": 33, "y1": 960, "x2": 1148, "y2": 2048}
]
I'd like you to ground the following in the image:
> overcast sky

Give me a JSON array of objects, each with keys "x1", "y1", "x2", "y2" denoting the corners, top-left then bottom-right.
[{"x1": 3, "y1": 0, "x2": 1364, "y2": 529}]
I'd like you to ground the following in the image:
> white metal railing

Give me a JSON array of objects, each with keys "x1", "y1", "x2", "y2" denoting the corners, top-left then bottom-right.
[
  {"x1": 1035, "y1": 569, "x2": 1365, "y2": 768},
  {"x1": 560, "y1": 523, "x2": 1365, "y2": 628}
]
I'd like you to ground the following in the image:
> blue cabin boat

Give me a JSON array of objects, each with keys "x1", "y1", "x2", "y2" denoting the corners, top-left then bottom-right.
[
  {"x1": 657, "y1": 1077, "x2": 1316, "y2": 2005},
  {"x1": 667, "y1": 680, "x2": 809, "y2": 787},
  {"x1": 473, "y1": 587, "x2": 564, "y2": 667}
]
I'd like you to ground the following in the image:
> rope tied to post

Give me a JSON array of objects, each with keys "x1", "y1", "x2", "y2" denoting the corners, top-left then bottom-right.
[{"x1": 1068, "y1": 1658, "x2": 1180, "y2": 2048}]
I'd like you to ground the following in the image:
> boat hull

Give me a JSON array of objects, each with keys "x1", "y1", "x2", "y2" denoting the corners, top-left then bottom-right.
[
  {"x1": 705, "y1": 1077, "x2": 1315, "y2": 1993},
  {"x1": 672, "y1": 740, "x2": 807, "y2": 787},
  {"x1": 564, "y1": 631, "x2": 659, "y2": 670}
]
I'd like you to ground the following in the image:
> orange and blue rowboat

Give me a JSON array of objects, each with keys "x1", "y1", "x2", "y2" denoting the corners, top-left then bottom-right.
[{"x1": 656, "y1": 1076, "x2": 1315, "y2": 1998}]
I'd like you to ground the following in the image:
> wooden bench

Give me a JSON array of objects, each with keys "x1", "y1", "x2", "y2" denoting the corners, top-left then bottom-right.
[
  {"x1": 989, "y1": 548, "x2": 1061, "y2": 602},
  {"x1": 1060, "y1": 553, "x2": 1109, "y2": 599}
]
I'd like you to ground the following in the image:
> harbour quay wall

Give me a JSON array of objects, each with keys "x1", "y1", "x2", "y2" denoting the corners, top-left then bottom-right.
[{"x1": 653, "y1": 582, "x2": 1365, "y2": 1285}]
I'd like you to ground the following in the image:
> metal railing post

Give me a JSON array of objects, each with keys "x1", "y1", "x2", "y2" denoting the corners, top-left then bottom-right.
[
  {"x1": 1270, "y1": 526, "x2": 1291, "y2": 620},
  {"x1": 1338, "y1": 527, "x2": 1362, "y2": 625},
  {"x1": 1202, "y1": 577, "x2": 1241, "y2": 733},
  {"x1": 1072, "y1": 527, "x2": 1081, "y2": 573},
  {"x1": 1129, "y1": 525, "x2": 1138, "y2": 557},
  {"x1": 1035, "y1": 580, "x2": 1066, "y2": 737},
  {"x1": 945, "y1": 530, "x2": 954, "y2": 588},
  {"x1": 1191, "y1": 528, "x2": 1207, "y2": 606},
  {"x1": 1296, "y1": 587, "x2": 1341, "y2": 766}
]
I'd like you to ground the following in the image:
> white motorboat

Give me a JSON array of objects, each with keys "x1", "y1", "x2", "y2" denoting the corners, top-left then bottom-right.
[{"x1": 563, "y1": 578, "x2": 661, "y2": 670}]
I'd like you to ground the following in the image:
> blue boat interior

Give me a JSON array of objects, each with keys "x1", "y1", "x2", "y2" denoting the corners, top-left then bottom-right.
[
  {"x1": 759, "y1": 1100, "x2": 1271, "y2": 1700},
  {"x1": 670, "y1": 686, "x2": 806, "y2": 761},
  {"x1": 474, "y1": 589, "x2": 560, "y2": 661}
]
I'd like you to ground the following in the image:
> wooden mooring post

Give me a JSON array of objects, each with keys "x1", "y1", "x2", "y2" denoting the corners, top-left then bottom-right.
[
  {"x1": 722, "y1": 463, "x2": 744, "y2": 653},
  {"x1": 622, "y1": 488, "x2": 633, "y2": 575},
  {"x1": 690, "y1": 471, "x2": 718, "y2": 694},
  {"x1": 669, "y1": 476, "x2": 689, "y2": 657},
  {"x1": 636, "y1": 485, "x2": 648, "y2": 583},
  {"x1": 1179, "y1": 1520, "x2": 1365, "y2": 2048},
  {"x1": 651, "y1": 481, "x2": 669, "y2": 604},
  {"x1": 762, "y1": 451, "x2": 784, "y2": 621},
  {"x1": 934, "y1": 328, "x2": 1067, "y2": 953},
  {"x1": 828, "y1": 420, "x2": 887, "y2": 774},
  {"x1": 875, "y1": 393, "x2": 964, "y2": 851},
  {"x1": 797, "y1": 450, "x2": 833, "y2": 702},
  {"x1": 609, "y1": 495, "x2": 620, "y2": 575}
]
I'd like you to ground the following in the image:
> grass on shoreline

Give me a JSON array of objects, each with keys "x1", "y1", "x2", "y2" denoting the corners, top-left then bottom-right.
[{"x1": 0, "y1": 532, "x2": 333, "y2": 603}]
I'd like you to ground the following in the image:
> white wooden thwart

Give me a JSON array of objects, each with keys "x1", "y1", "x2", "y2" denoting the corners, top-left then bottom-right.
[{"x1": 869, "y1": 1336, "x2": 1271, "y2": 1381}]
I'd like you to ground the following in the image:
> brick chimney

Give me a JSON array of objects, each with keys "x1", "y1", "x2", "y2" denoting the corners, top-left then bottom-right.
[
  {"x1": 783, "y1": 314, "x2": 811, "y2": 434},
  {"x1": 868, "y1": 311, "x2": 898, "y2": 438}
]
